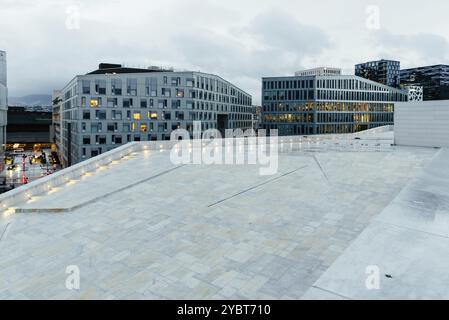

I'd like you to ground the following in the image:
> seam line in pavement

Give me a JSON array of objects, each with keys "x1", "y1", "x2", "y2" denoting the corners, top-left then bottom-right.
[
  {"x1": 374, "y1": 219, "x2": 449, "y2": 241},
  {"x1": 0, "y1": 223, "x2": 12, "y2": 243},
  {"x1": 208, "y1": 166, "x2": 308, "y2": 208},
  {"x1": 312, "y1": 155, "x2": 330, "y2": 183},
  {"x1": 309, "y1": 285, "x2": 353, "y2": 300}
]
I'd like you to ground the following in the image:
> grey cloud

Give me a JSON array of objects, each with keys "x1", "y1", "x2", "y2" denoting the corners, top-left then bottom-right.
[
  {"x1": 170, "y1": 9, "x2": 331, "y2": 102},
  {"x1": 241, "y1": 9, "x2": 331, "y2": 54},
  {"x1": 372, "y1": 29, "x2": 449, "y2": 66}
]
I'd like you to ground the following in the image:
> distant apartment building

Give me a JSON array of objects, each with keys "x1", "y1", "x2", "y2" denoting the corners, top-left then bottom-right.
[
  {"x1": 58, "y1": 63, "x2": 253, "y2": 166},
  {"x1": 0, "y1": 50, "x2": 7, "y2": 170},
  {"x1": 251, "y1": 106, "x2": 262, "y2": 130},
  {"x1": 400, "y1": 65, "x2": 449, "y2": 101},
  {"x1": 355, "y1": 59, "x2": 400, "y2": 88},
  {"x1": 295, "y1": 67, "x2": 341, "y2": 77},
  {"x1": 262, "y1": 74, "x2": 407, "y2": 136},
  {"x1": 51, "y1": 90, "x2": 63, "y2": 162}
]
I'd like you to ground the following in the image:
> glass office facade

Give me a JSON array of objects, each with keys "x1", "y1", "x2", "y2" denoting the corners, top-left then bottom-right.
[
  {"x1": 262, "y1": 75, "x2": 407, "y2": 136},
  {"x1": 400, "y1": 65, "x2": 449, "y2": 101},
  {"x1": 355, "y1": 60, "x2": 401, "y2": 88}
]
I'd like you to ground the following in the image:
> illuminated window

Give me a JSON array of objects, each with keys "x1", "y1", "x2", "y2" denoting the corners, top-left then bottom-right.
[
  {"x1": 148, "y1": 111, "x2": 158, "y2": 120},
  {"x1": 176, "y1": 89, "x2": 184, "y2": 98},
  {"x1": 133, "y1": 113, "x2": 141, "y2": 120},
  {"x1": 140, "y1": 124, "x2": 148, "y2": 132},
  {"x1": 90, "y1": 99, "x2": 99, "y2": 108}
]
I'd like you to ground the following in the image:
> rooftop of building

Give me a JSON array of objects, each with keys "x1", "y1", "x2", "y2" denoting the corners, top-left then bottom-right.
[
  {"x1": 60, "y1": 63, "x2": 253, "y2": 98},
  {"x1": 401, "y1": 64, "x2": 449, "y2": 72},
  {"x1": 355, "y1": 59, "x2": 400, "y2": 65},
  {"x1": 262, "y1": 74, "x2": 407, "y2": 93},
  {"x1": 86, "y1": 63, "x2": 175, "y2": 75},
  {"x1": 0, "y1": 127, "x2": 447, "y2": 299}
]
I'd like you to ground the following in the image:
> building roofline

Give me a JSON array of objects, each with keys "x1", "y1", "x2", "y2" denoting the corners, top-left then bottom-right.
[
  {"x1": 261, "y1": 75, "x2": 406, "y2": 94},
  {"x1": 60, "y1": 70, "x2": 252, "y2": 98},
  {"x1": 355, "y1": 59, "x2": 400, "y2": 65},
  {"x1": 401, "y1": 64, "x2": 449, "y2": 72}
]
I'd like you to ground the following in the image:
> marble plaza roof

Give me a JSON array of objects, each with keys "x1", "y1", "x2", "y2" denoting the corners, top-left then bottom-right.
[{"x1": 0, "y1": 127, "x2": 447, "y2": 299}]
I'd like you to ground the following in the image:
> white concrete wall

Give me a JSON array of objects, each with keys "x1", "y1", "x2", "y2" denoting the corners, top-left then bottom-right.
[{"x1": 395, "y1": 100, "x2": 449, "y2": 148}]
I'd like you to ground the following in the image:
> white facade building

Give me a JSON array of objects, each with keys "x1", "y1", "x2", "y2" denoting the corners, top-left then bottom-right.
[
  {"x1": 58, "y1": 64, "x2": 253, "y2": 166},
  {"x1": 295, "y1": 67, "x2": 342, "y2": 77},
  {"x1": 395, "y1": 100, "x2": 449, "y2": 148},
  {"x1": 0, "y1": 50, "x2": 7, "y2": 170}
]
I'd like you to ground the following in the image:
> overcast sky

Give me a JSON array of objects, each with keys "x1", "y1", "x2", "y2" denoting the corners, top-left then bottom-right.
[{"x1": 1, "y1": 0, "x2": 449, "y2": 104}]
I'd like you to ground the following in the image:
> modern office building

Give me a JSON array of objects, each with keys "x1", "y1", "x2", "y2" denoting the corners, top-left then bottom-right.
[
  {"x1": 6, "y1": 106, "x2": 52, "y2": 144},
  {"x1": 262, "y1": 74, "x2": 407, "y2": 136},
  {"x1": 295, "y1": 67, "x2": 341, "y2": 77},
  {"x1": 0, "y1": 50, "x2": 7, "y2": 171},
  {"x1": 58, "y1": 63, "x2": 253, "y2": 166},
  {"x1": 355, "y1": 59, "x2": 401, "y2": 88},
  {"x1": 400, "y1": 65, "x2": 449, "y2": 101}
]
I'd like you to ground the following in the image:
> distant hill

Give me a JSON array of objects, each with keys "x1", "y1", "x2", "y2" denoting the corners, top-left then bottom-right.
[{"x1": 9, "y1": 94, "x2": 52, "y2": 107}]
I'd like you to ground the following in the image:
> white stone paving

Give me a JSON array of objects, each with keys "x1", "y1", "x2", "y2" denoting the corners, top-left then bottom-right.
[
  {"x1": 0, "y1": 131, "x2": 439, "y2": 299},
  {"x1": 303, "y1": 148, "x2": 449, "y2": 300}
]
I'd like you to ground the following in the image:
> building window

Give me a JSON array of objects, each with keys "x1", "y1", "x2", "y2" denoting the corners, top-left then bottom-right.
[
  {"x1": 91, "y1": 149, "x2": 100, "y2": 157},
  {"x1": 123, "y1": 98, "x2": 133, "y2": 108},
  {"x1": 149, "y1": 111, "x2": 158, "y2": 120},
  {"x1": 96, "y1": 135, "x2": 107, "y2": 145},
  {"x1": 162, "y1": 88, "x2": 171, "y2": 97},
  {"x1": 95, "y1": 80, "x2": 106, "y2": 94},
  {"x1": 91, "y1": 122, "x2": 102, "y2": 132},
  {"x1": 176, "y1": 89, "x2": 184, "y2": 98},
  {"x1": 140, "y1": 99, "x2": 147, "y2": 108},
  {"x1": 140, "y1": 124, "x2": 148, "y2": 132},
  {"x1": 107, "y1": 123, "x2": 118, "y2": 132},
  {"x1": 175, "y1": 111, "x2": 184, "y2": 120},
  {"x1": 95, "y1": 110, "x2": 106, "y2": 120},
  {"x1": 111, "y1": 79, "x2": 122, "y2": 95},
  {"x1": 126, "y1": 78, "x2": 137, "y2": 95},
  {"x1": 90, "y1": 98, "x2": 100, "y2": 108},
  {"x1": 163, "y1": 111, "x2": 171, "y2": 120},
  {"x1": 172, "y1": 100, "x2": 181, "y2": 109},
  {"x1": 114, "y1": 135, "x2": 122, "y2": 144},
  {"x1": 112, "y1": 110, "x2": 122, "y2": 120},
  {"x1": 107, "y1": 98, "x2": 118, "y2": 108},
  {"x1": 83, "y1": 111, "x2": 90, "y2": 120},
  {"x1": 82, "y1": 80, "x2": 90, "y2": 94},
  {"x1": 133, "y1": 112, "x2": 141, "y2": 120}
]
